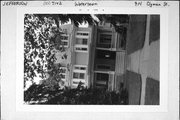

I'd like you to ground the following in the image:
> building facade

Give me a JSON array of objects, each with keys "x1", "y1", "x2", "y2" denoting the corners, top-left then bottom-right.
[
  {"x1": 55, "y1": 24, "x2": 94, "y2": 89},
  {"x1": 90, "y1": 22, "x2": 127, "y2": 91},
  {"x1": 55, "y1": 22, "x2": 127, "y2": 91}
]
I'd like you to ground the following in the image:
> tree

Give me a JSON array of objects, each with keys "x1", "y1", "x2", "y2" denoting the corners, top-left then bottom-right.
[
  {"x1": 24, "y1": 14, "x2": 61, "y2": 89},
  {"x1": 24, "y1": 14, "x2": 98, "y2": 89}
]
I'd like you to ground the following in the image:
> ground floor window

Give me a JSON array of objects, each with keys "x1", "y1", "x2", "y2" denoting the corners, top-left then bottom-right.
[
  {"x1": 96, "y1": 73, "x2": 109, "y2": 81},
  {"x1": 95, "y1": 73, "x2": 109, "y2": 89},
  {"x1": 73, "y1": 72, "x2": 85, "y2": 79}
]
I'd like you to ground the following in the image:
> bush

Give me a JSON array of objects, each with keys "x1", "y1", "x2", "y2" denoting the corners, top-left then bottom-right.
[{"x1": 24, "y1": 83, "x2": 128, "y2": 105}]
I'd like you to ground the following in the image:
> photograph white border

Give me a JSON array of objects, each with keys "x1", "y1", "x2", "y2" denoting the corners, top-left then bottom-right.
[{"x1": 16, "y1": 6, "x2": 168, "y2": 112}]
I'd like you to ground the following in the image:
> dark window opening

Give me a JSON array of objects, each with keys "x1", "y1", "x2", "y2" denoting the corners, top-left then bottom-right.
[
  {"x1": 99, "y1": 34, "x2": 112, "y2": 44},
  {"x1": 97, "y1": 65, "x2": 111, "y2": 70},
  {"x1": 96, "y1": 73, "x2": 109, "y2": 81},
  {"x1": 73, "y1": 73, "x2": 79, "y2": 79},
  {"x1": 96, "y1": 50, "x2": 116, "y2": 60},
  {"x1": 82, "y1": 39, "x2": 88, "y2": 45},
  {"x1": 73, "y1": 72, "x2": 85, "y2": 79}
]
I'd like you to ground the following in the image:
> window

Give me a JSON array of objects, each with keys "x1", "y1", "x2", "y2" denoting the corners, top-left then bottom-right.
[
  {"x1": 59, "y1": 67, "x2": 67, "y2": 80},
  {"x1": 96, "y1": 73, "x2": 109, "y2": 81},
  {"x1": 79, "y1": 73, "x2": 85, "y2": 79},
  {"x1": 75, "y1": 66, "x2": 86, "y2": 70},
  {"x1": 82, "y1": 48, "x2": 87, "y2": 51},
  {"x1": 75, "y1": 47, "x2": 87, "y2": 51},
  {"x1": 82, "y1": 39, "x2": 88, "y2": 45},
  {"x1": 96, "y1": 50, "x2": 116, "y2": 60},
  {"x1": 73, "y1": 72, "x2": 85, "y2": 79},
  {"x1": 95, "y1": 73, "x2": 108, "y2": 89},
  {"x1": 60, "y1": 69, "x2": 66, "y2": 73},
  {"x1": 97, "y1": 64, "x2": 111, "y2": 70},
  {"x1": 60, "y1": 35, "x2": 68, "y2": 40},
  {"x1": 62, "y1": 41, "x2": 68, "y2": 45},
  {"x1": 59, "y1": 67, "x2": 66, "y2": 73},
  {"x1": 76, "y1": 38, "x2": 88, "y2": 45},
  {"x1": 73, "y1": 73, "x2": 79, "y2": 79},
  {"x1": 99, "y1": 34, "x2": 112, "y2": 44},
  {"x1": 76, "y1": 32, "x2": 89, "y2": 36}
]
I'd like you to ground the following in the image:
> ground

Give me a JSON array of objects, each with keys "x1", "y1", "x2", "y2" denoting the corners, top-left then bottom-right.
[{"x1": 125, "y1": 15, "x2": 160, "y2": 105}]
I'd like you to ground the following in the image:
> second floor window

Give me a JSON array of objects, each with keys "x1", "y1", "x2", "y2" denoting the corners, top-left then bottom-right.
[
  {"x1": 99, "y1": 34, "x2": 112, "y2": 44},
  {"x1": 76, "y1": 32, "x2": 89, "y2": 36}
]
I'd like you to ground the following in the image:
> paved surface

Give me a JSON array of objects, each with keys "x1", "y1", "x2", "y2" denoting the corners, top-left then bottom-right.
[
  {"x1": 126, "y1": 70, "x2": 141, "y2": 105},
  {"x1": 126, "y1": 15, "x2": 160, "y2": 105}
]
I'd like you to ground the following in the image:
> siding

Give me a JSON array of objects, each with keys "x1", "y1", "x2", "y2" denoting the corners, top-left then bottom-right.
[
  {"x1": 108, "y1": 74, "x2": 114, "y2": 91},
  {"x1": 114, "y1": 74, "x2": 124, "y2": 91},
  {"x1": 115, "y1": 51, "x2": 125, "y2": 74}
]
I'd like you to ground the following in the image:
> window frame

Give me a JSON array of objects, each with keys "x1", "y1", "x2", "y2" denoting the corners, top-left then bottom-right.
[
  {"x1": 76, "y1": 31, "x2": 89, "y2": 38},
  {"x1": 59, "y1": 67, "x2": 67, "y2": 81},
  {"x1": 98, "y1": 33, "x2": 112, "y2": 44},
  {"x1": 96, "y1": 64, "x2": 111, "y2": 70},
  {"x1": 74, "y1": 45, "x2": 88, "y2": 52},
  {"x1": 73, "y1": 72, "x2": 85, "y2": 80}
]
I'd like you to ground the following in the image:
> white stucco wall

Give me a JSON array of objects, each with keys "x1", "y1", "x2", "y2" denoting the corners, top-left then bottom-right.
[{"x1": 75, "y1": 52, "x2": 88, "y2": 65}]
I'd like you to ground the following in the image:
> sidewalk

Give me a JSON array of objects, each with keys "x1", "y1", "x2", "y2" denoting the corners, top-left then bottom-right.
[{"x1": 125, "y1": 15, "x2": 160, "y2": 105}]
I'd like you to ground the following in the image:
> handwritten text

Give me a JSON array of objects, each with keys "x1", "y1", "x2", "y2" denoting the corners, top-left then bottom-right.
[
  {"x1": 2, "y1": 1, "x2": 28, "y2": 6},
  {"x1": 75, "y1": 2, "x2": 98, "y2": 7},
  {"x1": 134, "y1": 1, "x2": 170, "y2": 7}
]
